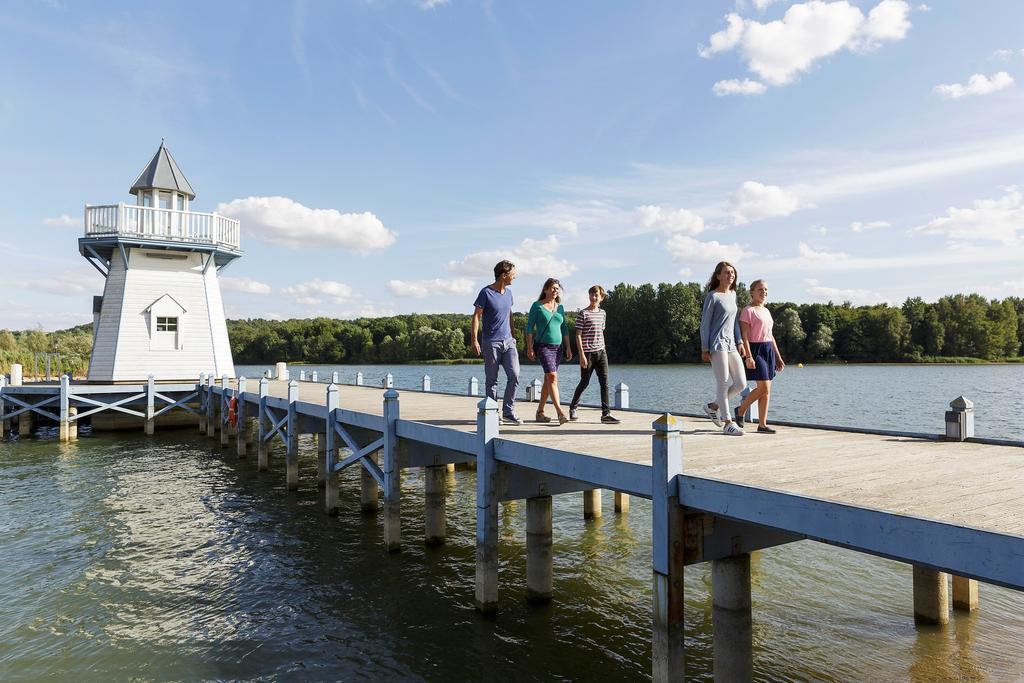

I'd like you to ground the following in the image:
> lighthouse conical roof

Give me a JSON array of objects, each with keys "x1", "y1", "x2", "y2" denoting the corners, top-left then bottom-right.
[{"x1": 129, "y1": 141, "x2": 196, "y2": 200}]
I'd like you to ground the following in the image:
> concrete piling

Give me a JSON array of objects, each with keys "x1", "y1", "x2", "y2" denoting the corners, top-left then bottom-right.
[
  {"x1": 424, "y1": 465, "x2": 447, "y2": 545},
  {"x1": 475, "y1": 397, "x2": 500, "y2": 613},
  {"x1": 382, "y1": 389, "x2": 401, "y2": 551},
  {"x1": 361, "y1": 452, "x2": 380, "y2": 512},
  {"x1": 952, "y1": 576, "x2": 979, "y2": 612},
  {"x1": 651, "y1": 414, "x2": 684, "y2": 681},
  {"x1": 583, "y1": 489, "x2": 602, "y2": 519},
  {"x1": 526, "y1": 495, "x2": 553, "y2": 602},
  {"x1": 316, "y1": 433, "x2": 327, "y2": 488},
  {"x1": 285, "y1": 381, "x2": 299, "y2": 490},
  {"x1": 913, "y1": 566, "x2": 950, "y2": 625},
  {"x1": 712, "y1": 554, "x2": 753, "y2": 682},
  {"x1": 614, "y1": 491, "x2": 630, "y2": 514}
]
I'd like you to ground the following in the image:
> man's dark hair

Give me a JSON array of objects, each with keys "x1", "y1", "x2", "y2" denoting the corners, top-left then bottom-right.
[{"x1": 493, "y1": 260, "x2": 515, "y2": 280}]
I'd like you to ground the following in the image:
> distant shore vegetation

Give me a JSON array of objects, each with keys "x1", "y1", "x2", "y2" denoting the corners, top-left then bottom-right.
[{"x1": 2, "y1": 286, "x2": 1021, "y2": 375}]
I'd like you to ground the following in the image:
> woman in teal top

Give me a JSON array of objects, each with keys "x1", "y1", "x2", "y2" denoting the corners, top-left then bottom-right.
[{"x1": 526, "y1": 278, "x2": 573, "y2": 424}]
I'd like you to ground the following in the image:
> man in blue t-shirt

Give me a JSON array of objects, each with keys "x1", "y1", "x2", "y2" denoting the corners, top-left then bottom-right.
[{"x1": 471, "y1": 260, "x2": 521, "y2": 424}]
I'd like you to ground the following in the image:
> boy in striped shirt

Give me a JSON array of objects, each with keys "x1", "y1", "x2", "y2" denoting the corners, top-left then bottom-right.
[{"x1": 569, "y1": 285, "x2": 620, "y2": 424}]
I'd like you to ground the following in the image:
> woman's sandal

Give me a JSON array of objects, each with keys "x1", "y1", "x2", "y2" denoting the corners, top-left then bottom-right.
[
  {"x1": 557, "y1": 412, "x2": 569, "y2": 425},
  {"x1": 535, "y1": 411, "x2": 552, "y2": 423}
]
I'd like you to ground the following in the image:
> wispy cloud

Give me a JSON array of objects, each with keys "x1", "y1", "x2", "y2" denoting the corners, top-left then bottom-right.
[
  {"x1": 384, "y1": 58, "x2": 436, "y2": 114},
  {"x1": 934, "y1": 71, "x2": 1014, "y2": 99}
]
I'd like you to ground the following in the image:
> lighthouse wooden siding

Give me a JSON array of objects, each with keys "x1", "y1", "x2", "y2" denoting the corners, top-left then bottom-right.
[
  {"x1": 90, "y1": 248, "x2": 233, "y2": 380},
  {"x1": 82, "y1": 141, "x2": 240, "y2": 382}
]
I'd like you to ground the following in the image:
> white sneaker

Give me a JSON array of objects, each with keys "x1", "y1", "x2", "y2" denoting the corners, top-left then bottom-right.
[
  {"x1": 703, "y1": 403, "x2": 723, "y2": 427},
  {"x1": 723, "y1": 422, "x2": 744, "y2": 436}
]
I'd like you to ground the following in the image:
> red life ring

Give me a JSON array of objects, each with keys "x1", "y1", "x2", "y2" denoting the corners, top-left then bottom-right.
[{"x1": 228, "y1": 396, "x2": 238, "y2": 427}]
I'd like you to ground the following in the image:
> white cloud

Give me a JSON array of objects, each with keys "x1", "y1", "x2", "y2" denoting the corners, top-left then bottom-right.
[
  {"x1": 416, "y1": 0, "x2": 449, "y2": 8},
  {"x1": 637, "y1": 205, "x2": 706, "y2": 236},
  {"x1": 798, "y1": 242, "x2": 848, "y2": 261},
  {"x1": 850, "y1": 220, "x2": 891, "y2": 232},
  {"x1": 215, "y1": 196, "x2": 396, "y2": 252},
  {"x1": 712, "y1": 78, "x2": 768, "y2": 96},
  {"x1": 934, "y1": 71, "x2": 1014, "y2": 99},
  {"x1": 387, "y1": 277, "x2": 475, "y2": 298},
  {"x1": 43, "y1": 214, "x2": 79, "y2": 228},
  {"x1": 727, "y1": 181, "x2": 801, "y2": 224},
  {"x1": 916, "y1": 4, "x2": 930, "y2": 11},
  {"x1": 220, "y1": 276, "x2": 272, "y2": 294},
  {"x1": 665, "y1": 234, "x2": 751, "y2": 266},
  {"x1": 477, "y1": 200, "x2": 621, "y2": 238},
  {"x1": 447, "y1": 235, "x2": 576, "y2": 278},
  {"x1": 13, "y1": 270, "x2": 97, "y2": 295},
  {"x1": 992, "y1": 49, "x2": 1016, "y2": 61},
  {"x1": 752, "y1": 0, "x2": 780, "y2": 10},
  {"x1": 803, "y1": 278, "x2": 883, "y2": 305},
  {"x1": 552, "y1": 219, "x2": 580, "y2": 236},
  {"x1": 699, "y1": 1, "x2": 911, "y2": 87},
  {"x1": 913, "y1": 187, "x2": 1024, "y2": 246},
  {"x1": 282, "y1": 279, "x2": 356, "y2": 306}
]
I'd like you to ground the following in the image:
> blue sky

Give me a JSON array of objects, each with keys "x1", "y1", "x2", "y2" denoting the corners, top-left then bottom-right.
[{"x1": 1, "y1": 0, "x2": 1023, "y2": 329}]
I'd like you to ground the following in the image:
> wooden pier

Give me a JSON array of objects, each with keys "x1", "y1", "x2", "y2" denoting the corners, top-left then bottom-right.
[{"x1": 2, "y1": 370, "x2": 1022, "y2": 681}]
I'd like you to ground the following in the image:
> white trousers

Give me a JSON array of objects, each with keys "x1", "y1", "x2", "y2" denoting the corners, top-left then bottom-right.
[{"x1": 711, "y1": 350, "x2": 746, "y2": 421}]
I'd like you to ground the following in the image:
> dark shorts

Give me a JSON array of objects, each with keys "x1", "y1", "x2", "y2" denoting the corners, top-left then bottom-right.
[
  {"x1": 536, "y1": 343, "x2": 562, "y2": 373},
  {"x1": 746, "y1": 342, "x2": 777, "y2": 381}
]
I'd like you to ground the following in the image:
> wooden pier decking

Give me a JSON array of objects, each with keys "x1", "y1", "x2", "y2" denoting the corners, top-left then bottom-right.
[{"x1": 2, "y1": 372, "x2": 1022, "y2": 681}]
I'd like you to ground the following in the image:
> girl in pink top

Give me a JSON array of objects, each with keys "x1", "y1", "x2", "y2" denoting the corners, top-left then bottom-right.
[{"x1": 735, "y1": 279, "x2": 785, "y2": 433}]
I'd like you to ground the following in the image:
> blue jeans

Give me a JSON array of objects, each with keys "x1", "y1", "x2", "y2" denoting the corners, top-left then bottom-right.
[{"x1": 482, "y1": 338, "x2": 520, "y2": 417}]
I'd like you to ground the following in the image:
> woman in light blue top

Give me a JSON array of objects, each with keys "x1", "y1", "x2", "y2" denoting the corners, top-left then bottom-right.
[
  {"x1": 700, "y1": 261, "x2": 747, "y2": 436},
  {"x1": 526, "y1": 278, "x2": 573, "y2": 424}
]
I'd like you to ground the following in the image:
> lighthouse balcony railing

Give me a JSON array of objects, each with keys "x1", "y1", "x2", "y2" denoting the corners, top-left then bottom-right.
[{"x1": 84, "y1": 203, "x2": 241, "y2": 251}]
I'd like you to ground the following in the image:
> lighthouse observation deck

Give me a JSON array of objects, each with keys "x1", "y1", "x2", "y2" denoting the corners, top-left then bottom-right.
[{"x1": 84, "y1": 202, "x2": 240, "y2": 251}]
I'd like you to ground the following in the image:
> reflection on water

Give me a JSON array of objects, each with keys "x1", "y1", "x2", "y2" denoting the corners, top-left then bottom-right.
[{"x1": 2, "y1": 415, "x2": 1023, "y2": 679}]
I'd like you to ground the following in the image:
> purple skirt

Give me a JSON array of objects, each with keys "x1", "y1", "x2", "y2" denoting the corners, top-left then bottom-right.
[{"x1": 536, "y1": 343, "x2": 562, "y2": 373}]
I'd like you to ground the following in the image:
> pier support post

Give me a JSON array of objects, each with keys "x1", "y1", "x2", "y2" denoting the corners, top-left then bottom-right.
[
  {"x1": 526, "y1": 495, "x2": 553, "y2": 602},
  {"x1": 382, "y1": 389, "x2": 401, "y2": 551},
  {"x1": 468, "y1": 377, "x2": 478, "y2": 396},
  {"x1": 145, "y1": 375, "x2": 155, "y2": 436},
  {"x1": 316, "y1": 432, "x2": 327, "y2": 488},
  {"x1": 59, "y1": 374, "x2": 71, "y2": 442},
  {"x1": 332, "y1": 371, "x2": 339, "y2": 384},
  {"x1": 615, "y1": 382, "x2": 630, "y2": 410},
  {"x1": 583, "y1": 489, "x2": 602, "y2": 519},
  {"x1": 68, "y1": 407, "x2": 77, "y2": 440},
  {"x1": 236, "y1": 377, "x2": 248, "y2": 457},
  {"x1": 475, "y1": 397, "x2": 500, "y2": 613},
  {"x1": 324, "y1": 383, "x2": 339, "y2": 516},
  {"x1": 383, "y1": 373, "x2": 393, "y2": 389},
  {"x1": 18, "y1": 404, "x2": 34, "y2": 437},
  {"x1": 712, "y1": 554, "x2": 753, "y2": 682},
  {"x1": 311, "y1": 371, "x2": 318, "y2": 383},
  {"x1": 198, "y1": 373, "x2": 207, "y2": 434},
  {"x1": 220, "y1": 375, "x2": 231, "y2": 448},
  {"x1": 424, "y1": 465, "x2": 447, "y2": 545},
  {"x1": 912, "y1": 566, "x2": 949, "y2": 625},
  {"x1": 422, "y1": 374, "x2": 431, "y2": 392},
  {"x1": 300, "y1": 370, "x2": 306, "y2": 382},
  {"x1": 257, "y1": 378, "x2": 269, "y2": 471},
  {"x1": 361, "y1": 452, "x2": 380, "y2": 512},
  {"x1": 285, "y1": 381, "x2": 299, "y2": 490},
  {"x1": 614, "y1": 492, "x2": 630, "y2": 514},
  {"x1": 276, "y1": 362, "x2": 287, "y2": 380},
  {"x1": 952, "y1": 576, "x2": 979, "y2": 612},
  {"x1": 206, "y1": 377, "x2": 216, "y2": 438},
  {"x1": 651, "y1": 413, "x2": 684, "y2": 682},
  {"x1": 356, "y1": 372, "x2": 363, "y2": 386},
  {"x1": 0, "y1": 375, "x2": 8, "y2": 438}
]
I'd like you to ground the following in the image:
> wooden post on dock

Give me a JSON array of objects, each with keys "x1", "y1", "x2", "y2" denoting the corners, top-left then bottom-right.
[
  {"x1": 614, "y1": 385, "x2": 631, "y2": 514},
  {"x1": 362, "y1": 452, "x2": 380, "y2": 512},
  {"x1": 316, "y1": 431, "x2": 327, "y2": 488},
  {"x1": 713, "y1": 553, "x2": 753, "y2": 682},
  {"x1": 422, "y1": 375, "x2": 431, "y2": 392},
  {"x1": 206, "y1": 376, "x2": 216, "y2": 438},
  {"x1": 382, "y1": 389, "x2": 401, "y2": 551},
  {"x1": 475, "y1": 397, "x2": 500, "y2": 613},
  {"x1": 311, "y1": 371, "x2": 318, "y2": 383},
  {"x1": 198, "y1": 373, "x2": 207, "y2": 434},
  {"x1": 332, "y1": 371, "x2": 339, "y2": 384},
  {"x1": 468, "y1": 377, "x2": 478, "y2": 396},
  {"x1": 258, "y1": 377, "x2": 270, "y2": 471},
  {"x1": 220, "y1": 375, "x2": 230, "y2": 448},
  {"x1": 526, "y1": 495, "x2": 553, "y2": 601},
  {"x1": 583, "y1": 489, "x2": 602, "y2": 519},
  {"x1": 424, "y1": 465, "x2": 447, "y2": 545},
  {"x1": 300, "y1": 370, "x2": 306, "y2": 382},
  {"x1": 912, "y1": 566, "x2": 949, "y2": 624},
  {"x1": 236, "y1": 377, "x2": 248, "y2": 458},
  {"x1": 145, "y1": 375, "x2": 155, "y2": 436},
  {"x1": 59, "y1": 374, "x2": 71, "y2": 442},
  {"x1": 356, "y1": 372, "x2": 363, "y2": 386},
  {"x1": 285, "y1": 380, "x2": 299, "y2": 490},
  {"x1": 651, "y1": 413, "x2": 684, "y2": 681},
  {"x1": 276, "y1": 362, "x2": 287, "y2": 380},
  {"x1": 324, "y1": 383, "x2": 339, "y2": 516}
]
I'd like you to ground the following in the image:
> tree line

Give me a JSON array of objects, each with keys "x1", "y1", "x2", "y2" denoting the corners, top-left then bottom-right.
[
  {"x1": 2, "y1": 285, "x2": 1020, "y2": 375},
  {"x1": 225, "y1": 285, "x2": 1022, "y2": 364}
]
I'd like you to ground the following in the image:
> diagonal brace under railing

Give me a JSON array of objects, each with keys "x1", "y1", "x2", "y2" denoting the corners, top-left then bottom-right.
[
  {"x1": 0, "y1": 393, "x2": 59, "y2": 421},
  {"x1": 73, "y1": 392, "x2": 146, "y2": 420}
]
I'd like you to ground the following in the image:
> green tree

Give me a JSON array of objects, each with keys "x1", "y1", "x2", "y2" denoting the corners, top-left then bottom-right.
[{"x1": 773, "y1": 308, "x2": 806, "y2": 361}]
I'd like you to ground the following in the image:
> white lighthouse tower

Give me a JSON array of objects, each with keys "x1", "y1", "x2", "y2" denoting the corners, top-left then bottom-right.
[{"x1": 80, "y1": 141, "x2": 239, "y2": 381}]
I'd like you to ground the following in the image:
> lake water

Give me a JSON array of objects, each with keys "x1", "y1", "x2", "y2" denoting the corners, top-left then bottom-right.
[{"x1": 1, "y1": 364, "x2": 1021, "y2": 681}]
